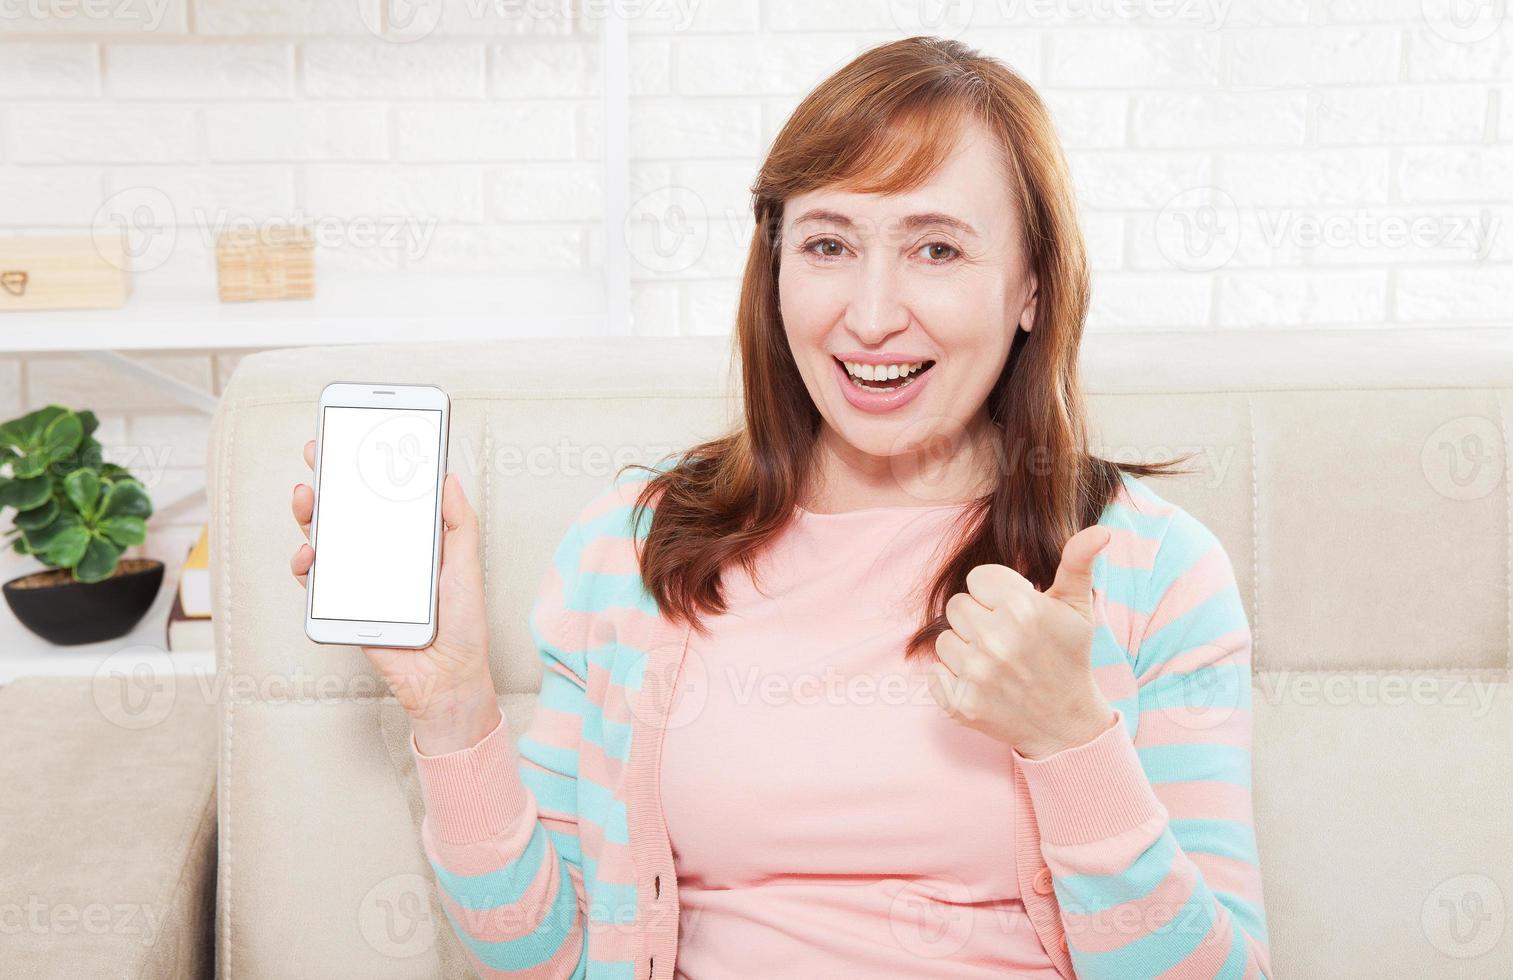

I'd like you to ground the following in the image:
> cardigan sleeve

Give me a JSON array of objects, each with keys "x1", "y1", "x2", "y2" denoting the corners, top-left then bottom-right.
[
  {"x1": 409, "y1": 513, "x2": 593, "y2": 980},
  {"x1": 1014, "y1": 507, "x2": 1273, "y2": 979}
]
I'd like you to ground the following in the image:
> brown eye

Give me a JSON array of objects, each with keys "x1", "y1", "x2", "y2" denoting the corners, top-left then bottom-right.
[
  {"x1": 922, "y1": 242, "x2": 959, "y2": 262},
  {"x1": 809, "y1": 238, "x2": 844, "y2": 258}
]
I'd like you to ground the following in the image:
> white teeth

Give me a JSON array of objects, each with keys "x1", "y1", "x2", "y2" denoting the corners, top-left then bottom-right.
[{"x1": 841, "y1": 360, "x2": 926, "y2": 381}]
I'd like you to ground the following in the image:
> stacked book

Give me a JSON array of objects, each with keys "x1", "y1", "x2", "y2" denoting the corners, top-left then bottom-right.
[{"x1": 166, "y1": 526, "x2": 212, "y2": 652}]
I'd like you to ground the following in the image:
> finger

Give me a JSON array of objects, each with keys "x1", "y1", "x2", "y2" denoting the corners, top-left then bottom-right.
[
  {"x1": 440, "y1": 471, "x2": 475, "y2": 530},
  {"x1": 944, "y1": 590, "x2": 993, "y2": 645},
  {"x1": 291, "y1": 542, "x2": 313, "y2": 588},
  {"x1": 965, "y1": 562, "x2": 1032, "y2": 610},
  {"x1": 439, "y1": 473, "x2": 480, "y2": 568},
  {"x1": 933, "y1": 626, "x2": 971, "y2": 676},
  {"x1": 1044, "y1": 524, "x2": 1112, "y2": 621},
  {"x1": 303, "y1": 438, "x2": 315, "y2": 470},
  {"x1": 292, "y1": 482, "x2": 313, "y2": 541},
  {"x1": 926, "y1": 661, "x2": 970, "y2": 719}
]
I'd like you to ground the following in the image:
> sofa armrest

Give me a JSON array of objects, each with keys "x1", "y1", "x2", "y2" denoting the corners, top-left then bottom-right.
[{"x1": 0, "y1": 673, "x2": 217, "y2": 978}]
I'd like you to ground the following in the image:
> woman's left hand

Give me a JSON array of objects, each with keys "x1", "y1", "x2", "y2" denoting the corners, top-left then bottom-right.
[{"x1": 926, "y1": 524, "x2": 1118, "y2": 760}]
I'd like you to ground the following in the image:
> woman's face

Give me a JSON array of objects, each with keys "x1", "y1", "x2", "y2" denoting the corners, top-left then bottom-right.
[{"x1": 777, "y1": 120, "x2": 1037, "y2": 489}]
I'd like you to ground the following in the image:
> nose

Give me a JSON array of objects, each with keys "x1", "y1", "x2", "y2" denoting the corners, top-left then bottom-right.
[{"x1": 842, "y1": 251, "x2": 910, "y2": 346}]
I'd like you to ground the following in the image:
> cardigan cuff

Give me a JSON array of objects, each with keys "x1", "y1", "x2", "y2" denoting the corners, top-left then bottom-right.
[
  {"x1": 1013, "y1": 708, "x2": 1167, "y2": 846},
  {"x1": 411, "y1": 710, "x2": 533, "y2": 845}
]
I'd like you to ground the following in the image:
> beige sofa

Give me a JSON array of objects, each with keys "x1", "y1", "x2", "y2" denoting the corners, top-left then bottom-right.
[
  {"x1": 16, "y1": 329, "x2": 1505, "y2": 978},
  {"x1": 201, "y1": 329, "x2": 1513, "y2": 978},
  {"x1": 0, "y1": 674, "x2": 217, "y2": 978}
]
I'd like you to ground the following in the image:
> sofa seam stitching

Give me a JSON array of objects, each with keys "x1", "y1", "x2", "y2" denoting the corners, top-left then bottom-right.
[
  {"x1": 1502, "y1": 393, "x2": 1511, "y2": 671},
  {"x1": 484, "y1": 410, "x2": 492, "y2": 625},
  {"x1": 220, "y1": 403, "x2": 237, "y2": 980},
  {"x1": 1249, "y1": 394, "x2": 1262, "y2": 668}
]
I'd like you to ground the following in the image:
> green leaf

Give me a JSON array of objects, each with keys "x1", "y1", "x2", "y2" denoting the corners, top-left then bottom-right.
[
  {"x1": 98, "y1": 479, "x2": 152, "y2": 521},
  {"x1": 31, "y1": 405, "x2": 68, "y2": 437},
  {"x1": 0, "y1": 475, "x2": 51, "y2": 511},
  {"x1": 11, "y1": 536, "x2": 28, "y2": 555},
  {"x1": 0, "y1": 407, "x2": 85, "y2": 479},
  {"x1": 43, "y1": 524, "x2": 90, "y2": 568},
  {"x1": 43, "y1": 411, "x2": 83, "y2": 463},
  {"x1": 0, "y1": 421, "x2": 24, "y2": 453},
  {"x1": 0, "y1": 405, "x2": 65, "y2": 450},
  {"x1": 98, "y1": 462, "x2": 131, "y2": 481},
  {"x1": 77, "y1": 410, "x2": 99, "y2": 440},
  {"x1": 15, "y1": 497, "x2": 59, "y2": 530},
  {"x1": 9, "y1": 453, "x2": 47, "y2": 479},
  {"x1": 22, "y1": 511, "x2": 81, "y2": 551},
  {"x1": 64, "y1": 468, "x2": 102, "y2": 521},
  {"x1": 74, "y1": 534, "x2": 123, "y2": 583},
  {"x1": 97, "y1": 515, "x2": 147, "y2": 547},
  {"x1": 76, "y1": 437, "x2": 106, "y2": 471},
  {"x1": 46, "y1": 437, "x2": 101, "y2": 476}
]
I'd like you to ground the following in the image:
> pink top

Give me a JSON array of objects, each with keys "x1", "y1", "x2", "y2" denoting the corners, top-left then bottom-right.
[
  {"x1": 658, "y1": 501, "x2": 1063, "y2": 978},
  {"x1": 408, "y1": 469, "x2": 1273, "y2": 979}
]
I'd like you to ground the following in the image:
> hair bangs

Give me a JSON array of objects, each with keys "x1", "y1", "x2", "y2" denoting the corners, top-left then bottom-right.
[{"x1": 830, "y1": 93, "x2": 984, "y2": 198}]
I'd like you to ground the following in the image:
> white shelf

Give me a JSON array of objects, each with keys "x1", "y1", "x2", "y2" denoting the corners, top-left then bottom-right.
[
  {"x1": 0, "y1": 270, "x2": 614, "y2": 354},
  {"x1": 0, "y1": 556, "x2": 214, "y2": 682},
  {"x1": 0, "y1": 268, "x2": 615, "y2": 675}
]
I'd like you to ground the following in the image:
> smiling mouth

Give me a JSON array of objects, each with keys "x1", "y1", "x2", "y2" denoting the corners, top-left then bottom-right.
[{"x1": 835, "y1": 357, "x2": 936, "y2": 392}]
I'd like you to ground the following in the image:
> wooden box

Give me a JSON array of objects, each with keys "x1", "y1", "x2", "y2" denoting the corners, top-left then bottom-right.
[
  {"x1": 0, "y1": 235, "x2": 131, "y2": 312},
  {"x1": 215, "y1": 226, "x2": 315, "y2": 302}
]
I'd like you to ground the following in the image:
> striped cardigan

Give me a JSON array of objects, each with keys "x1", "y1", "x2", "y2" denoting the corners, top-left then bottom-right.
[{"x1": 409, "y1": 464, "x2": 1273, "y2": 979}]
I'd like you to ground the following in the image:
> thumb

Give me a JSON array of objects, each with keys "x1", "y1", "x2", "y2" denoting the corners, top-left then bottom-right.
[
  {"x1": 439, "y1": 473, "x2": 479, "y2": 558},
  {"x1": 1044, "y1": 524, "x2": 1110, "y2": 621}
]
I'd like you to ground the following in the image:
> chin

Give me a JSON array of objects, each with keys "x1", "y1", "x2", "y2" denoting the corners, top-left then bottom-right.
[
  {"x1": 830, "y1": 411, "x2": 951, "y2": 458},
  {"x1": 829, "y1": 423, "x2": 902, "y2": 458}
]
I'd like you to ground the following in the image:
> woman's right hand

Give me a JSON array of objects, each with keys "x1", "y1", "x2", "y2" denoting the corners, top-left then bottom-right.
[{"x1": 291, "y1": 438, "x2": 501, "y2": 754}]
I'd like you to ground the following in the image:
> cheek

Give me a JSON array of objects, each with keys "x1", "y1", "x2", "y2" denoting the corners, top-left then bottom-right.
[
  {"x1": 780, "y1": 264, "x2": 853, "y2": 362},
  {"x1": 918, "y1": 267, "x2": 1007, "y2": 332},
  {"x1": 921, "y1": 290, "x2": 1014, "y2": 390},
  {"x1": 778, "y1": 263, "x2": 845, "y2": 343}
]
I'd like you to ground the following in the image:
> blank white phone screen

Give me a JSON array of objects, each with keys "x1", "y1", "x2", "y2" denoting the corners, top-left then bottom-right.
[{"x1": 309, "y1": 406, "x2": 443, "y2": 624}]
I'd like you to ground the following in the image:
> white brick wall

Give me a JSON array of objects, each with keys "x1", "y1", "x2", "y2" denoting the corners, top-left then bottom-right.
[{"x1": 0, "y1": 0, "x2": 1510, "y2": 575}]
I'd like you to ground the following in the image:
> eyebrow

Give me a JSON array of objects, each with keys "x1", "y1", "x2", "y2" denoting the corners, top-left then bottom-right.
[{"x1": 791, "y1": 207, "x2": 979, "y2": 239}]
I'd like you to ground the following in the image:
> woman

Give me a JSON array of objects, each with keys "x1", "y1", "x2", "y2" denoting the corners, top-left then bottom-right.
[{"x1": 291, "y1": 36, "x2": 1271, "y2": 979}]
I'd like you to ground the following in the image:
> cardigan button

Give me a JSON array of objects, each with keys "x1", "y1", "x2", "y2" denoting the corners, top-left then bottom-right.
[{"x1": 1032, "y1": 867, "x2": 1054, "y2": 895}]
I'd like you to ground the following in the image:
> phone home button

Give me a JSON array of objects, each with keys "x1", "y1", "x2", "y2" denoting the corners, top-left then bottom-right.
[{"x1": 357, "y1": 630, "x2": 383, "y2": 637}]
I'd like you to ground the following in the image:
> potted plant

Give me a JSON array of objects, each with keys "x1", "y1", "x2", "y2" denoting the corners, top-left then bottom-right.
[{"x1": 0, "y1": 404, "x2": 162, "y2": 645}]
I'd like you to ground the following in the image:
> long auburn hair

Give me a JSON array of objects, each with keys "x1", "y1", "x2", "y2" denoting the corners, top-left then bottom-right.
[{"x1": 623, "y1": 35, "x2": 1196, "y2": 661}]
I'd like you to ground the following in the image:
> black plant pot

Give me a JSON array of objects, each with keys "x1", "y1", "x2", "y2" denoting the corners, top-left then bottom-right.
[{"x1": 3, "y1": 558, "x2": 164, "y2": 646}]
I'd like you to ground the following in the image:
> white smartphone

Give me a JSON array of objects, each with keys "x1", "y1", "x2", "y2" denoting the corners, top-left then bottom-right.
[{"x1": 305, "y1": 382, "x2": 450, "y2": 649}]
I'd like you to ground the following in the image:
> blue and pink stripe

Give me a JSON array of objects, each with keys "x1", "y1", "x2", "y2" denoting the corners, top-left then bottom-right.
[{"x1": 410, "y1": 465, "x2": 1272, "y2": 978}]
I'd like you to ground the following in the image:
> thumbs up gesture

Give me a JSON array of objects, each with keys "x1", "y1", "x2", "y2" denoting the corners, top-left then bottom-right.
[{"x1": 926, "y1": 524, "x2": 1118, "y2": 760}]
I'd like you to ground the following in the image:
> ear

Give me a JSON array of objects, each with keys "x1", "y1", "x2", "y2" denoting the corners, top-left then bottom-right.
[{"x1": 1018, "y1": 274, "x2": 1039, "y2": 333}]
